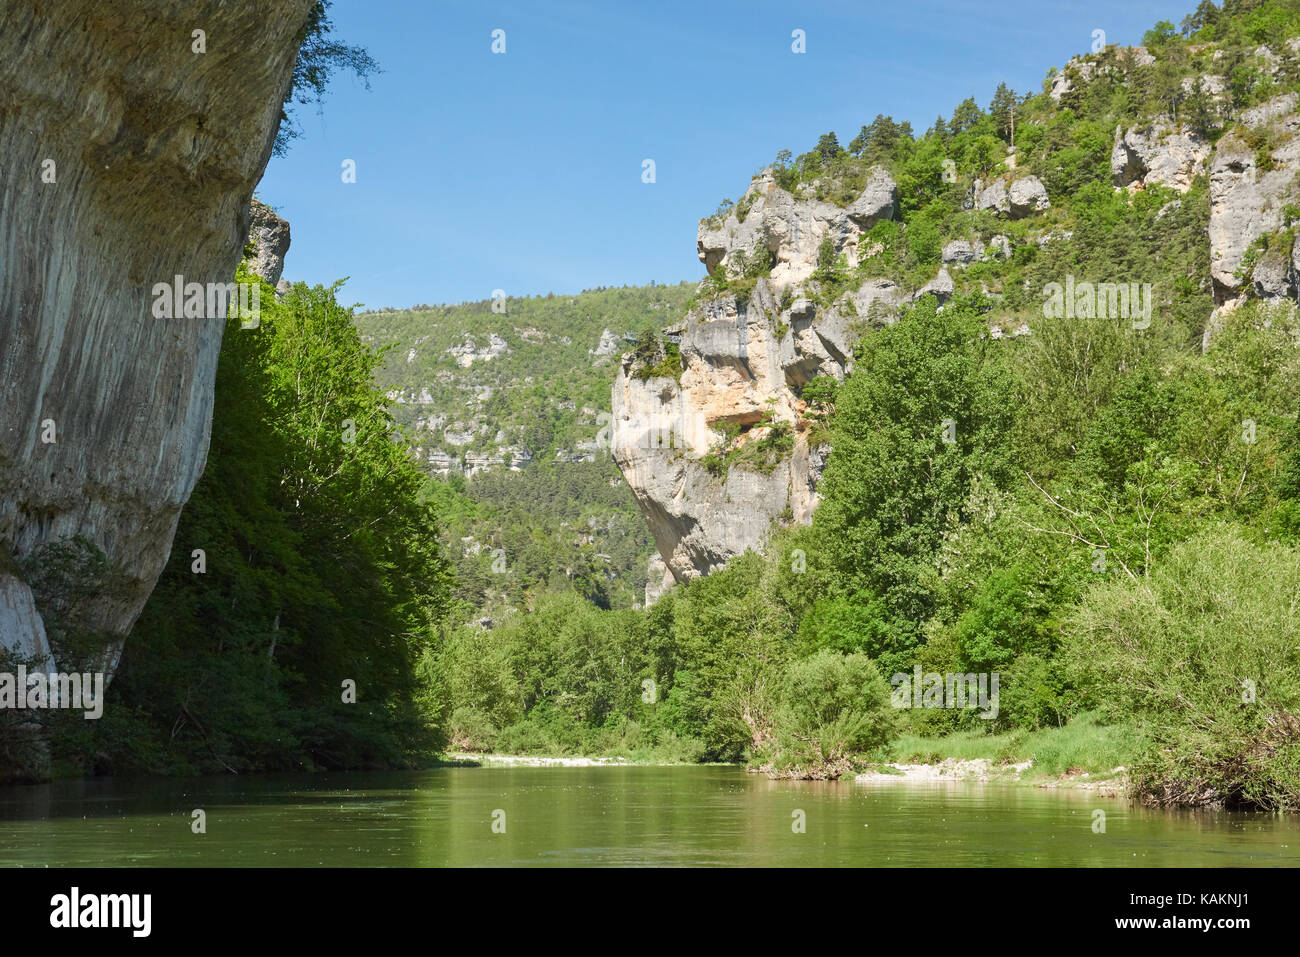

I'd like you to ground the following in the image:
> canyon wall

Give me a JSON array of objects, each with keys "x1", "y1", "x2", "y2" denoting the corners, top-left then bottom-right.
[{"x1": 0, "y1": 0, "x2": 314, "y2": 669}]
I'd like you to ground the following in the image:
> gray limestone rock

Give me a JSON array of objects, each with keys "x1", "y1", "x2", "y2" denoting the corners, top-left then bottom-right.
[{"x1": 0, "y1": 0, "x2": 316, "y2": 669}]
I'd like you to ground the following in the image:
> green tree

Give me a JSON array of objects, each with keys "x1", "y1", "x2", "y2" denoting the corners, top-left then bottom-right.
[
  {"x1": 949, "y1": 97, "x2": 984, "y2": 135},
  {"x1": 763, "y1": 651, "x2": 897, "y2": 777},
  {"x1": 111, "y1": 272, "x2": 452, "y2": 774},
  {"x1": 1068, "y1": 526, "x2": 1300, "y2": 810},
  {"x1": 815, "y1": 131, "x2": 843, "y2": 160},
  {"x1": 989, "y1": 82, "x2": 1018, "y2": 143},
  {"x1": 277, "y1": 1, "x2": 380, "y2": 154},
  {"x1": 813, "y1": 295, "x2": 1016, "y2": 673}
]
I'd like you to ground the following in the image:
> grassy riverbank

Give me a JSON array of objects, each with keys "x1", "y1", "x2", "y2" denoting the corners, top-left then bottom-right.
[
  {"x1": 888, "y1": 713, "x2": 1138, "y2": 780},
  {"x1": 443, "y1": 712, "x2": 1139, "y2": 791}
]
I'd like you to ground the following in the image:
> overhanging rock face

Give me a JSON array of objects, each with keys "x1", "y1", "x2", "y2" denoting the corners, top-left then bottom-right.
[{"x1": 0, "y1": 0, "x2": 315, "y2": 670}]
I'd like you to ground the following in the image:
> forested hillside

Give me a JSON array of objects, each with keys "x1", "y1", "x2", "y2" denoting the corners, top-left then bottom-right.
[{"x1": 352, "y1": 285, "x2": 693, "y2": 618}]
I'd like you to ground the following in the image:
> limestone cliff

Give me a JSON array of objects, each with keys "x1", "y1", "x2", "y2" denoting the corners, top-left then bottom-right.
[
  {"x1": 248, "y1": 198, "x2": 291, "y2": 288},
  {"x1": 697, "y1": 167, "x2": 897, "y2": 287},
  {"x1": 1111, "y1": 121, "x2": 1211, "y2": 193},
  {"x1": 1209, "y1": 94, "x2": 1300, "y2": 299},
  {"x1": 619, "y1": 37, "x2": 1300, "y2": 588},
  {"x1": 1198, "y1": 91, "x2": 1300, "y2": 344},
  {"x1": 0, "y1": 0, "x2": 315, "y2": 668},
  {"x1": 611, "y1": 271, "x2": 891, "y2": 584},
  {"x1": 1050, "y1": 42, "x2": 1300, "y2": 343}
]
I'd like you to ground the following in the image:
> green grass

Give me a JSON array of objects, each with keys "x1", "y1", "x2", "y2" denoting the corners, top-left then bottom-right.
[{"x1": 889, "y1": 712, "x2": 1139, "y2": 779}]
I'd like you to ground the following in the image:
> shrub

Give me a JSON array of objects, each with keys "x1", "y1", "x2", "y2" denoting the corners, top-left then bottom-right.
[
  {"x1": 762, "y1": 650, "x2": 898, "y2": 778},
  {"x1": 1067, "y1": 526, "x2": 1300, "y2": 810}
]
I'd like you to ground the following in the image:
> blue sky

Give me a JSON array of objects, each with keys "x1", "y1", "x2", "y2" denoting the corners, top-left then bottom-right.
[{"x1": 257, "y1": 0, "x2": 1197, "y2": 310}]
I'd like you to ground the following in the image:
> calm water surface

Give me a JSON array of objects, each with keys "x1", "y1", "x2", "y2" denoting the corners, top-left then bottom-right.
[{"x1": 0, "y1": 766, "x2": 1296, "y2": 866}]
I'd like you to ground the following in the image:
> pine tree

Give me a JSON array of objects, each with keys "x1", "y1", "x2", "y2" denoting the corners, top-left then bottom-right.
[
  {"x1": 989, "y1": 82, "x2": 1018, "y2": 144},
  {"x1": 815, "y1": 131, "x2": 843, "y2": 160},
  {"x1": 949, "y1": 97, "x2": 983, "y2": 136}
]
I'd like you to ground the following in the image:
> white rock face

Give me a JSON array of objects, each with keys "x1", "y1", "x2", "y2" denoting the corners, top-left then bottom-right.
[
  {"x1": 0, "y1": 0, "x2": 315, "y2": 668},
  {"x1": 942, "y1": 240, "x2": 978, "y2": 265},
  {"x1": 590, "y1": 328, "x2": 621, "y2": 362},
  {"x1": 1111, "y1": 122, "x2": 1211, "y2": 193},
  {"x1": 697, "y1": 167, "x2": 897, "y2": 288},
  {"x1": 1008, "y1": 176, "x2": 1051, "y2": 216},
  {"x1": 1049, "y1": 48, "x2": 1153, "y2": 101},
  {"x1": 0, "y1": 568, "x2": 54, "y2": 671},
  {"x1": 1181, "y1": 74, "x2": 1226, "y2": 98},
  {"x1": 248, "y1": 199, "x2": 291, "y2": 286},
  {"x1": 975, "y1": 180, "x2": 1007, "y2": 213},
  {"x1": 611, "y1": 277, "x2": 872, "y2": 582},
  {"x1": 974, "y1": 176, "x2": 1049, "y2": 218},
  {"x1": 1208, "y1": 93, "x2": 1300, "y2": 302},
  {"x1": 447, "y1": 333, "x2": 509, "y2": 367},
  {"x1": 913, "y1": 268, "x2": 955, "y2": 305},
  {"x1": 1048, "y1": 58, "x2": 1097, "y2": 102}
]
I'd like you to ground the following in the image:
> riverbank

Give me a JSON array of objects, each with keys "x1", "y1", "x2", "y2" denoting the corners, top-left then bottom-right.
[
  {"x1": 856, "y1": 757, "x2": 1127, "y2": 794},
  {"x1": 443, "y1": 753, "x2": 719, "y2": 768},
  {"x1": 445, "y1": 713, "x2": 1138, "y2": 793},
  {"x1": 445, "y1": 752, "x2": 1129, "y2": 793}
]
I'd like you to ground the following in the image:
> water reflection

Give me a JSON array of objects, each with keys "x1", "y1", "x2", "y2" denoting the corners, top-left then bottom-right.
[{"x1": 0, "y1": 767, "x2": 1295, "y2": 867}]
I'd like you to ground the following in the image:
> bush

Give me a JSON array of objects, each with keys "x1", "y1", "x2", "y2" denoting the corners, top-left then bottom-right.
[
  {"x1": 447, "y1": 706, "x2": 499, "y2": 752},
  {"x1": 761, "y1": 651, "x2": 897, "y2": 778},
  {"x1": 1068, "y1": 526, "x2": 1300, "y2": 810}
]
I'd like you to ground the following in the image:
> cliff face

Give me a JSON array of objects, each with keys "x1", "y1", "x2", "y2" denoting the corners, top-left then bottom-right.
[
  {"x1": 0, "y1": 0, "x2": 314, "y2": 668},
  {"x1": 618, "y1": 40, "x2": 1300, "y2": 589},
  {"x1": 1209, "y1": 94, "x2": 1300, "y2": 297},
  {"x1": 611, "y1": 271, "x2": 885, "y2": 584},
  {"x1": 697, "y1": 168, "x2": 897, "y2": 287},
  {"x1": 616, "y1": 169, "x2": 907, "y2": 585},
  {"x1": 249, "y1": 199, "x2": 292, "y2": 289}
]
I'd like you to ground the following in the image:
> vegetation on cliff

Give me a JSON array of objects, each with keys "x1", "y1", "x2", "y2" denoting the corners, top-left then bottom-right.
[{"x1": 46, "y1": 273, "x2": 455, "y2": 775}]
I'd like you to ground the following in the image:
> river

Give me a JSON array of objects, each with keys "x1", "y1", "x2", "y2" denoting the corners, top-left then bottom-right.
[{"x1": 0, "y1": 766, "x2": 1295, "y2": 866}]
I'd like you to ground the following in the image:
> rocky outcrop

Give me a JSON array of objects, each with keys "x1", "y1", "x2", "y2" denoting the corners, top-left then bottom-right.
[
  {"x1": 1048, "y1": 58, "x2": 1096, "y2": 102},
  {"x1": 612, "y1": 276, "x2": 860, "y2": 582},
  {"x1": 1111, "y1": 122, "x2": 1210, "y2": 193},
  {"x1": 0, "y1": 1, "x2": 315, "y2": 667},
  {"x1": 913, "y1": 268, "x2": 954, "y2": 305},
  {"x1": 248, "y1": 199, "x2": 291, "y2": 286},
  {"x1": 975, "y1": 176, "x2": 1050, "y2": 218},
  {"x1": 0, "y1": 563, "x2": 53, "y2": 671},
  {"x1": 1008, "y1": 176, "x2": 1051, "y2": 216},
  {"x1": 1208, "y1": 93, "x2": 1300, "y2": 303},
  {"x1": 644, "y1": 554, "x2": 673, "y2": 607},
  {"x1": 942, "y1": 240, "x2": 978, "y2": 265},
  {"x1": 590, "y1": 328, "x2": 621, "y2": 362},
  {"x1": 697, "y1": 167, "x2": 897, "y2": 287},
  {"x1": 975, "y1": 180, "x2": 1007, "y2": 214},
  {"x1": 446, "y1": 333, "x2": 509, "y2": 367},
  {"x1": 1049, "y1": 48, "x2": 1154, "y2": 102},
  {"x1": 1181, "y1": 74, "x2": 1226, "y2": 99}
]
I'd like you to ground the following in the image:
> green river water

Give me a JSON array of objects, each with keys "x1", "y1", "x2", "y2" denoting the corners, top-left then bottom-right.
[{"x1": 0, "y1": 766, "x2": 1296, "y2": 866}]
